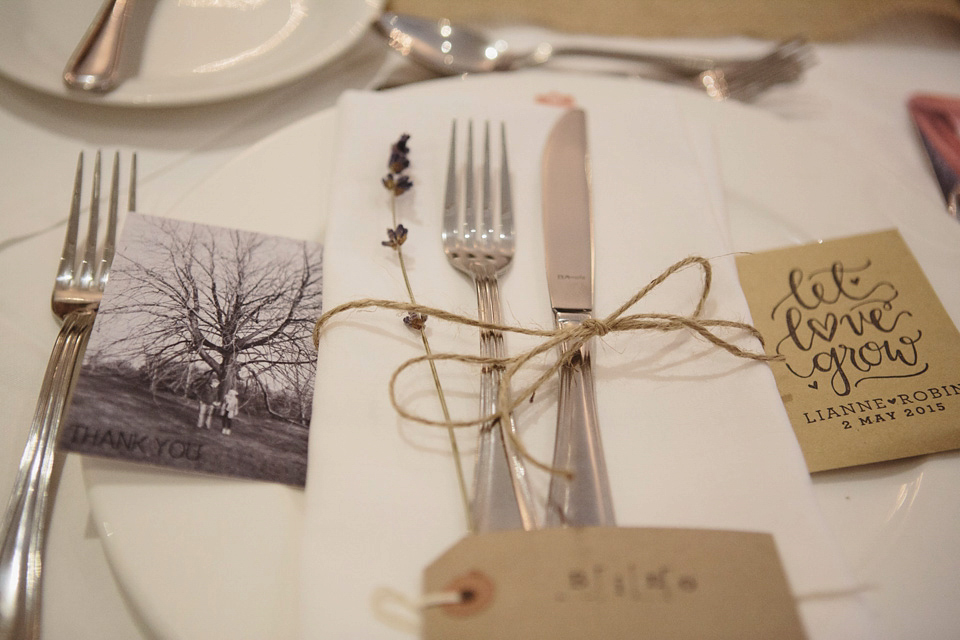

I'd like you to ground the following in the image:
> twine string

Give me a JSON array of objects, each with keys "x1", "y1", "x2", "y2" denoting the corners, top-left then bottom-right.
[{"x1": 313, "y1": 256, "x2": 781, "y2": 476}]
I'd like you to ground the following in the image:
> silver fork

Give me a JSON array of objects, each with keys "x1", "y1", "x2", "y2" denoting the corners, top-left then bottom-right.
[
  {"x1": 443, "y1": 121, "x2": 536, "y2": 532},
  {"x1": 0, "y1": 151, "x2": 135, "y2": 640}
]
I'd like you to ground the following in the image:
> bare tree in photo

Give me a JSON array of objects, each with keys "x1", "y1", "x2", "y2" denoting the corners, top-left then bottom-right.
[{"x1": 88, "y1": 216, "x2": 322, "y2": 425}]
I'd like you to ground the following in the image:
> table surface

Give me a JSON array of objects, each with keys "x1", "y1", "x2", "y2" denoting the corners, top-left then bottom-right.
[{"x1": 1, "y1": 12, "x2": 959, "y2": 640}]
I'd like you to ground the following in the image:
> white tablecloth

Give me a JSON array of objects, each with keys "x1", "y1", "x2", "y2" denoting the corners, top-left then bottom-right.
[{"x1": 0, "y1": 13, "x2": 958, "y2": 640}]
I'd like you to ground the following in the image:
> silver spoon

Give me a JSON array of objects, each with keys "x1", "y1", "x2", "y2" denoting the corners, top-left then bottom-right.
[
  {"x1": 63, "y1": 0, "x2": 137, "y2": 92},
  {"x1": 376, "y1": 12, "x2": 739, "y2": 78}
]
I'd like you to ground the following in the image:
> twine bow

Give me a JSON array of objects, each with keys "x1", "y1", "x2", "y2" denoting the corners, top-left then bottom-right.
[{"x1": 313, "y1": 256, "x2": 781, "y2": 475}]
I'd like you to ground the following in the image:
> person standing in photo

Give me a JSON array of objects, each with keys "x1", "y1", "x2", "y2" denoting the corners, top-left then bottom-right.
[
  {"x1": 197, "y1": 377, "x2": 219, "y2": 429},
  {"x1": 221, "y1": 388, "x2": 239, "y2": 435}
]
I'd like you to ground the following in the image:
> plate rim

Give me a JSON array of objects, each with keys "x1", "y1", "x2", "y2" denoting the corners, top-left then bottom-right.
[{"x1": 0, "y1": 0, "x2": 384, "y2": 107}]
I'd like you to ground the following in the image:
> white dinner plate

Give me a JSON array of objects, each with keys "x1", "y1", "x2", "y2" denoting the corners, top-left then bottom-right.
[
  {"x1": 0, "y1": 0, "x2": 382, "y2": 106},
  {"x1": 83, "y1": 72, "x2": 960, "y2": 640}
]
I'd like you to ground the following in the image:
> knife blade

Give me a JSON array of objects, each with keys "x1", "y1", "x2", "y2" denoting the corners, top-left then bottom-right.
[{"x1": 541, "y1": 109, "x2": 616, "y2": 527}]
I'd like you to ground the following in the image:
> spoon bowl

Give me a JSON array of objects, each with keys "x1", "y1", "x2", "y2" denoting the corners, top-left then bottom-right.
[{"x1": 377, "y1": 12, "x2": 512, "y2": 75}]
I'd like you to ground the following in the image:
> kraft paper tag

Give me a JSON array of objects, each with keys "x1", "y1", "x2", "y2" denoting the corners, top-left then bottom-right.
[
  {"x1": 736, "y1": 229, "x2": 960, "y2": 472},
  {"x1": 422, "y1": 527, "x2": 805, "y2": 640}
]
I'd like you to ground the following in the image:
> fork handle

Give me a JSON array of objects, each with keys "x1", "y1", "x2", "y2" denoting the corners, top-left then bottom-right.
[
  {"x1": 0, "y1": 311, "x2": 94, "y2": 640},
  {"x1": 540, "y1": 45, "x2": 721, "y2": 78},
  {"x1": 471, "y1": 277, "x2": 537, "y2": 531},
  {"x1": 486, "y1": 280, "x2": 538, "y2": 531}
]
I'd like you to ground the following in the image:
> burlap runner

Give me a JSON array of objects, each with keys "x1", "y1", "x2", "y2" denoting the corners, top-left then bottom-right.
[{"x1": 386, "y1": 0, "x2": 960, "y2": 40}]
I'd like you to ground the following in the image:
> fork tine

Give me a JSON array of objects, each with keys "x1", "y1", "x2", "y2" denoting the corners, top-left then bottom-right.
[
  {"x1": 128, "y1": 152, "x2": 137, "y2": 212},
  {"x1": 97, "y1": 152, "x2": 121, "y2": 288},
  {"x1": 465, "y1": 120, "x2": 475, "y2": 241},
  {"x1": 56, "y1": 154, "x2": 83, "y2": 288},
  {"x1": 481, "y1": 121, "x2": 493, "y2": 242},
  {"x1": 726, "y1": 54, "x2": 803, "y2": 100},
  {"x1": 500, "y1": 123, "x2": 513, "y2": 242},
  {"x1": 79, "y1": 151, "x2": 101, "y2": 288},
  {"x1": 443, "y1": 121, "x2": 458, "y2": 242}
]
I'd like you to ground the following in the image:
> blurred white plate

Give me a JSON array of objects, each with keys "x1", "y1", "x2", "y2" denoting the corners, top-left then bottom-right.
[
  {"x1": 0, "y1": 0, "x2": 382, "y2": 106},
  {"x1": 84, "y1": 72, "x2": 960, "y2": 640}
]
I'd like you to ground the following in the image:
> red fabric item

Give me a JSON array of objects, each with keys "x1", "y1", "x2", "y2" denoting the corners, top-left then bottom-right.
[{"x1": 908, "y1": 93, "x2": 960, "y2": 206}]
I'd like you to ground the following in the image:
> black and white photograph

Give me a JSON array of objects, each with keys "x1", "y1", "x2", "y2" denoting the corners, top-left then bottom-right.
[{"x1": 62, "y1": 212, "x2": 323, "y2": 486}]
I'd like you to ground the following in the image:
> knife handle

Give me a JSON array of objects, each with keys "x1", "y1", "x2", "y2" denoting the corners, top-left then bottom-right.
[{"x1": 545, "y1": 312, "x2": 616, "y2": 527}]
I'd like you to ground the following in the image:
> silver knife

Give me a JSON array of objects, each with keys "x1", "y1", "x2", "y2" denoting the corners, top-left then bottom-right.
[{"x1": 541, "y1": 109, "x2": 616, "y2": 527}]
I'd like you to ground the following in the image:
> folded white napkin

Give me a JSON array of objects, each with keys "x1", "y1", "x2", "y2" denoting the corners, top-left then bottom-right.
[{"x1": 300, "y1": 85, "x2": 875, "y2": 639}]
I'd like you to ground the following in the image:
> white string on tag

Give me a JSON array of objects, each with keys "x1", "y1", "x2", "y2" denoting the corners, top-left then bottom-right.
[{"x1": 370, "y1": 586, "x2": 464, "y2": 634}]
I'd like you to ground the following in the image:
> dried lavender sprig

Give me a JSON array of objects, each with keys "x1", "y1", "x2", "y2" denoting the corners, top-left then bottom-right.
[{"x1": 381, "y1": 134, "x2": 473, "y2": 533}]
